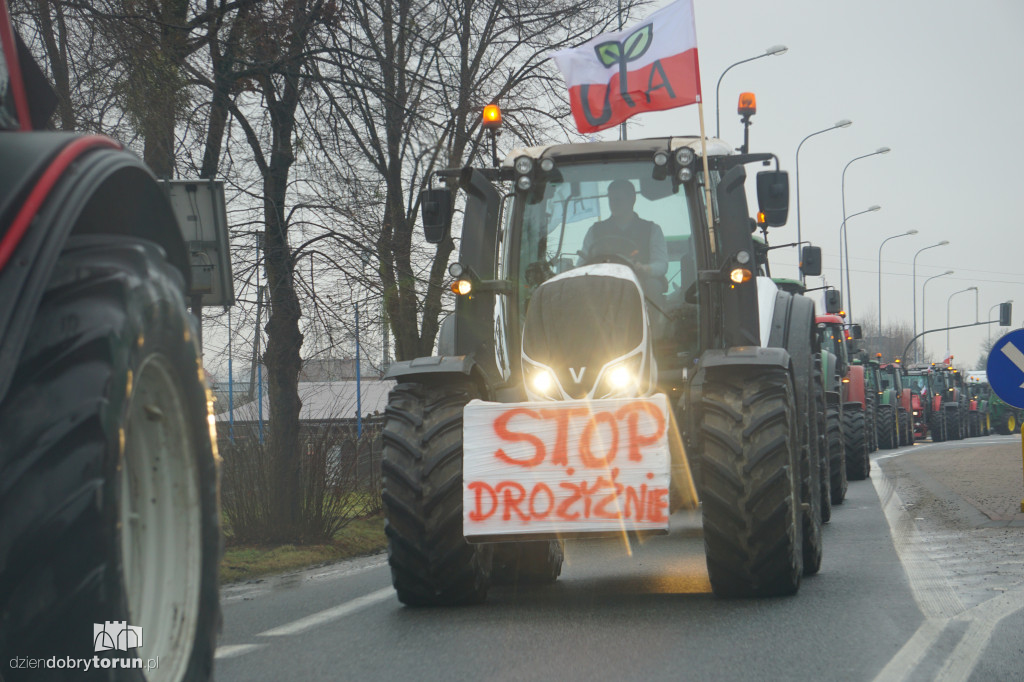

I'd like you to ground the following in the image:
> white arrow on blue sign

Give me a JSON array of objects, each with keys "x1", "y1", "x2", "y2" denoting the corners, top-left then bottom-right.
[{"x1": 986, "y1": 329, "x2": 1024, "y2": 408}]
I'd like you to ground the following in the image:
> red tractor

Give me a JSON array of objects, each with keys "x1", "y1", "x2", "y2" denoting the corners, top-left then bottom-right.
[
  {"x1": 905, "y1": 365, "x2": 941, "y2": 440},
  {"x1": 815, "y1": 314, "x2": 870, "y2": 481},
  {"x1": 0, "y1": 8, "x2": 220, "y2": 679}
]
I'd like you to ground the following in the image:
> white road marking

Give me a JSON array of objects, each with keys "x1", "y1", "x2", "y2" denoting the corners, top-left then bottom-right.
[
  {"x1": 935, "y1": 585, "x2": 1024, "y2": 682},
  {"x1": 215, "y1": 644, "x2": 265, "y2": 659},
  {"x1": 870, "y1": 444, "x2": 1024, "y2": 682},
  {"x1": 872, "y1": 618, "x2": 946, "y2": 682},
  {"x1": 257, "y1": 587, "x2": 394, "y2": 637},
  {"x1": 871, "y1": 469, "x2": 964, "y2": 619}
]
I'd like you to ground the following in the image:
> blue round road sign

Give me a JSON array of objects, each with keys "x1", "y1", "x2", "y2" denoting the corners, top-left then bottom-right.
[{"x1": 987, "y1": 329, "x2": 1024, "y2": 408}]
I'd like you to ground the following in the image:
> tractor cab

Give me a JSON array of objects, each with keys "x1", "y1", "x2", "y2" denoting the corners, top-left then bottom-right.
[{"x1": 429, "y1": 135, "x2": 788, "y2": 401}]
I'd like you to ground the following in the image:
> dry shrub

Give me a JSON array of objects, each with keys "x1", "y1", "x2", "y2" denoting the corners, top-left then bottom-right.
[{"x1": 220, "y1": 419, "x2": 382, "y2": 545}]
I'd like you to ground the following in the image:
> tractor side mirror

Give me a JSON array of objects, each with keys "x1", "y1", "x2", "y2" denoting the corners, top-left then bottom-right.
[
  {"x1": 420, "y1": 188, "x2": 453, "y2": 244},
  {"x1": 801, "y1": 245, "x2": 822, "y2": 277},
  {"x1": 825, "y1": 289, "x2": 842, "y2": 314},
  {"x1": 756, "y1": 170, "x2": 789, "y2": 227},
  {"x1": 850, "y1": 324, "x2": 863, "y2": 340},
  {"x1": 1000, "y1": 301, "x2": 1012, "y2": 326}
]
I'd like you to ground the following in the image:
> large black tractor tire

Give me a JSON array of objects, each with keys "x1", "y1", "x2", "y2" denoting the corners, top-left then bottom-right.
[
  {"x1": 865, "y1": 405, "x2": 878, "y2": 453},
  {"x1": 814, "y1": 362, "x2": 832, "y2": 524},
  {"x1": 967, "y1": 412, "x2": 980, "y2": 438},
  {"x1": 700, "y1": 367, "x2": 803, "y2": 597},
  {"x1": 947, "y1": 409, "x2": 964, "y2": 441},
  {"x1": 843, "y1": 409, "x2": 870, "y2": 481},
  {"x1": 900, "y1": 412, "x2": 915, "y2": 446},
  {"x1": 0, "y1": 237, "x2": 221, "y2": 681},
  {"x1": 492, "y1": 541, "x2": 564, "y2": 585},
  {"x1": 994, "y1": 412, "x2": 1015, "y2": 435},
  {"x1": 930, "y1": 410, "x2": 947, "y2": 442},
  {"x1": 382, "y1": 382, "x2": 493, "y2": 606},
  {"x1": 877, "y1": 404, "x2": 898, "y2": 449},
  {"x1": 826, "y1": 406, "x2": 847, "y2": 505},
  {"x1": 798, "y1": 373, "x2": 822, "y2": 576}
]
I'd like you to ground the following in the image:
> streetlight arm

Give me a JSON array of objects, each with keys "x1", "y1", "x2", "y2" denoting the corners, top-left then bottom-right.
[
  {"x1": 877, "y1": 231, "x2": 914, "y2": 334},
  {"x1": 841, "y1": 148, "x2": 889, "y2": 319},
  {"x1": 715, "y1": 47, "x2": 787, "y2": 138},
  {"x1": 715, "y1": 54, "x2": 764, "y2": 138},
  {"x1": 796, "y1": 122, "x2": 851, "y2": 282}
]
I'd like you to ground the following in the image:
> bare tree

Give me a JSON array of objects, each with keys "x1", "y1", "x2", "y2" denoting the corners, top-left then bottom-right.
[{"x1": 314, "y1": 0, "x2": 641, "y2": 361}]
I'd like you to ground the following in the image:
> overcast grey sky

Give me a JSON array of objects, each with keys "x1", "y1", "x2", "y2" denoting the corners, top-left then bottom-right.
[{"x1": 589, "y1": 0, "x2": 1023, "y2": 367}]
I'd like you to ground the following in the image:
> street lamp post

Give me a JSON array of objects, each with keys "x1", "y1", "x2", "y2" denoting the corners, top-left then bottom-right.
[
  {"x1": 841, "y1": 147, "x2": 891, "y2": 317},
  {"x1": 877, "y1": 229, "x2": 918, "y2": 334},
  {"x1": 921, "y1": 270, "x2": 954, "y2": 361},
  {"x1": 946, "y1": 286, "x2": 978, "y2": 356},
  {"x1": 795, "y1": 119, "x2": 853, "y2": 283},
  {"x1": 836, "y1": 204, "x2": 881, "y2": 318},
  {"x1": 912, "y1": 240, "x2": 950, "y2": 362},
  {"x1": 715, "y1": 45, "x2": 788, "y2": 138}
]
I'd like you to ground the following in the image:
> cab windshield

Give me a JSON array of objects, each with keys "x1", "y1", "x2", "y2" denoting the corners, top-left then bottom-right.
[
  {"x1": 905, "y1": 374, "x2": 928, "y2": 394},
  {"x1": 817, "y1": 324, "x2": 846, "y2": 363},
  {"x1": 515, "y1": 160, "x2": 700, "y2": 352},
  {"x1": 517, "y1": 161, "x2": 697, "y2": 307}
]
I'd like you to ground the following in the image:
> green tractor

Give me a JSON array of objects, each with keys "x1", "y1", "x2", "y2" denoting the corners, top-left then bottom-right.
[
  {"x1": 382, "y1": 131, "x2": 825, "y2": 604},
  {"x1": 877, "y1": 361, "x2": 914, "y2": 448},
  {"x1": 990, "y1": 393, "x2": 1021, "y2": 434}
]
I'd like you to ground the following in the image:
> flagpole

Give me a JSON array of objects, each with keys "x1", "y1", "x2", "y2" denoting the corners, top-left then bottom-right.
[
  {"x1": 617, "y1": 0, "x2": 626, "y2": 141},
  {"x1": 696, "y1": 98, "x2": 714, "y2": 230}
]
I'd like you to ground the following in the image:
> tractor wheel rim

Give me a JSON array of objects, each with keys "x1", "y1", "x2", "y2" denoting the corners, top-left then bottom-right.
[
  {"x1": 120, "y1": 354, "x2": 202, "y2": 682},
  {"x1": 1010, "y1": 416, "x2": 1016, "y2": 433}
]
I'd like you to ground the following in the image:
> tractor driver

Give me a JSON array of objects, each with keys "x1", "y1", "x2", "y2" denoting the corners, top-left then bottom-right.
[{"x1": 580, "y1": 179, "x2": 669, "y2": 294}]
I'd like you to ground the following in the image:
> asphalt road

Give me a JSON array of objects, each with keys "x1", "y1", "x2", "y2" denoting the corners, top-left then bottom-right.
[{"x1": 214, "y1": 437, "x2": 1024, "y2": 682}]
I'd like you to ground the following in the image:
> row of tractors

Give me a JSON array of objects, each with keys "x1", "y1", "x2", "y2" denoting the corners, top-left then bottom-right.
[{"x1": 813, "y1": 311, "x2": 1016, "y2": 502}]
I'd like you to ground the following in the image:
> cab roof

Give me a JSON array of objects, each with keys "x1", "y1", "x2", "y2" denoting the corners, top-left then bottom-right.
[{"x1": 502, "y1": 137, "x2": 736, "y2": 167}]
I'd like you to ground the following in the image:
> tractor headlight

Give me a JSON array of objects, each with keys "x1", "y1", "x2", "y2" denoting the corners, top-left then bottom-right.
[
  {"x1": 675, "y1": 148, "x2": 695, "y2": 166},
  {"x1": 516, "y1": 175, "x2": 532, "y2": 191},
  {"x1": 531, "y1": 368, "x2": 557, "y2": 395},
  {"x1": 607, "y1": 364, "x2": 634, "y2": 389},
  {"x1": 599, "y1": 356, "x2": 642, "y2": 397},
  {"x1": 514, "y1": 156, "x2": 534, "y2": 175}
]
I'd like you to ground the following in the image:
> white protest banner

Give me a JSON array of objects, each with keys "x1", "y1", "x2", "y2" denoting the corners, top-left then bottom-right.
[{"x1": 462, "y1": 394, "x2": 671, "y2": 539}]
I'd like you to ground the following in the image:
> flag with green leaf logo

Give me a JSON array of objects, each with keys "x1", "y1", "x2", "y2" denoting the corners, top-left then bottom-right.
[{"x1": 552, "y1": 0, "x2": 701, "y2": 134}]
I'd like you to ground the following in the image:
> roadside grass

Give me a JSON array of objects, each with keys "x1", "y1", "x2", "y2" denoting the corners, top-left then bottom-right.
[{"x1": 220, "y1": 514, "x2": 386, "y2": 584}]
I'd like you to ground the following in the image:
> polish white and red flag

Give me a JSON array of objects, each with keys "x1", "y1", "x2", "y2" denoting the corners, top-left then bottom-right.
[{"x1": 551, "y1": 0, "x2": 702, "y2": 134}]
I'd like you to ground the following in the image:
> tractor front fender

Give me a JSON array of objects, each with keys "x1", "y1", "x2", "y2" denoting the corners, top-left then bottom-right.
[
  {"x1": 845, "y1": 365, "x2": 866, "y2": 406},
  {"x1": 0, "y1": 133, "x2": 188, "y2": 405},
  {"x1": 697, "y1": 346, "x2": 791, "y2": 376},
  {"x1": 384, "y1": 354, "x2": 500, "y2": 400}
]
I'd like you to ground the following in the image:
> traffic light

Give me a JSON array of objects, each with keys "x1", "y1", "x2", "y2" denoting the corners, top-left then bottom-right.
[{"x1": 999, "y1": 301, "x2": 1012, "y2": 326}]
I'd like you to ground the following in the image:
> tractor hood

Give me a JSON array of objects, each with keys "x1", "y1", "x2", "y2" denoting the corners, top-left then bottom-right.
[{"x1": 521, "y1": 264, "x2": 656, "y2": 401}]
